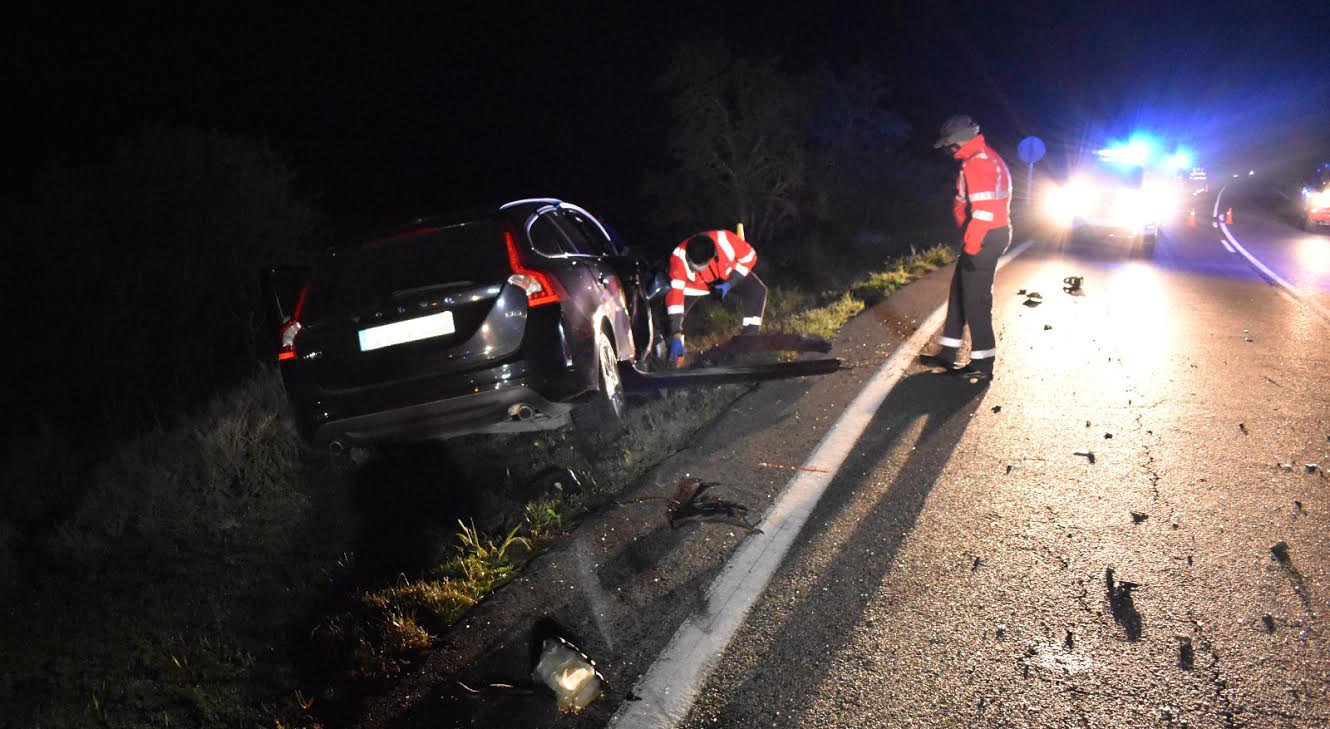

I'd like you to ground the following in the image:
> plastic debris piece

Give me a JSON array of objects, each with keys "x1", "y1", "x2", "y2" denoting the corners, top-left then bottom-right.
[
  {"x1": 991, "y1": 405, "x2": 1002, "y2": 413},
  {"x1": 1073, "y1": 451, "x2": 1097, "y2": 464},
  {"x1": 1239, "y1": 423, "x2": 1248, "y2": 434},
  {"x1": 1262, "y1": 614, "x2": 1275, "y2": 632},
  {"x1": 1005, "y1": 464, "x2": 1013, "y2": 474},
  {"x1": 1017, "y1": 288, "x2": 1027, "y2": 295},
  {"x1": 972, "y1": 556, "x2": 983, "y2": 572},
  {"x1": 533, "y1": 636, "x2": 606, "y2": 714},
  {"x1": 1043, "y1": 324, "x2": 1053, "y2": 330},
  {"x1": 1131, "y1": 511, "x2": 1148, "y2": 523},
  {"x1": 1064, "y1": 630, "x2": 1074, "y2": 650},
  {"x1": 1306, "y1": 464, "x2": 1318, "y2": 474},
  {"x1": 1271, "y1": 541, "x2": 1291, "y2": 563},
  {"x1": 1104, "y1": 432, "x2": 1113, "y2": 439},
  {"x1": 1062, "y1": 276, "x2": 1083, "y2": 294}
]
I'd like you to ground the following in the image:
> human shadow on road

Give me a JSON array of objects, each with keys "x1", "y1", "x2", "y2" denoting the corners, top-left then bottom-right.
[{"x1": 702, "y1": 369, "x2": 991, "y2": 723}]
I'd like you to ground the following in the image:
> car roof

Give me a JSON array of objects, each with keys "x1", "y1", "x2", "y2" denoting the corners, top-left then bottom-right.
[{"x1": 332, "y1": 198, "x2": 573, "y2": 254}]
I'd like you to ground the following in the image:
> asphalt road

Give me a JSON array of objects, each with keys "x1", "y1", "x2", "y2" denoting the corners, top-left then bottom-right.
[{"x1": 352, "y1": 187, "x2": 1329, "y2": 728}]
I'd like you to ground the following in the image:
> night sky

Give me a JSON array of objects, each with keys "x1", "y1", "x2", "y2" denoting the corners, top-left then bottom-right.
[{"x1": 6, "y1": 1, "x2": 1328, "y2": 232}]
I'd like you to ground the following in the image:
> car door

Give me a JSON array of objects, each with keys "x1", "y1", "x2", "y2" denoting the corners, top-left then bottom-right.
[
  {"x1": 552, "y1": 205, "x2": 642, "y2": 362},
  {"x1": 524, "y1": 207, "x2": 609, "y2": 388}
]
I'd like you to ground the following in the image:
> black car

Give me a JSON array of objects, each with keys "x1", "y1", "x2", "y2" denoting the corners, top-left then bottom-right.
[{"x1": 262, "y1": 199, "x2": 655, "y2": 453}]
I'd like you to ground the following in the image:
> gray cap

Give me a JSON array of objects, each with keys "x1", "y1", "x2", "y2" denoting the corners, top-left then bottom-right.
[{"x1": 934, "y1": 114, "x2": 980, "y2": 148}]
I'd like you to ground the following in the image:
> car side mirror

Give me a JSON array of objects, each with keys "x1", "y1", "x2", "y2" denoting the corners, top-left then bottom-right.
[{"x1": 647, "y1": 271, "x2": 669, "y2": 300}]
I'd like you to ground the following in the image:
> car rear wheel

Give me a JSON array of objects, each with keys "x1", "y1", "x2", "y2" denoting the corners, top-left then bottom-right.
[{"x1": 573, "y1": 326, "x2": 626, "y2": 435}]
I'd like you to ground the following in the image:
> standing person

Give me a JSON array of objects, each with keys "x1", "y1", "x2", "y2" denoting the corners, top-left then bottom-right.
[
  {"x1": 665, "y1": 229, "x2": 767, "y2": 365},
  {"x1": 918, "y1": 114, "x2": 1013, "y2": 383}
]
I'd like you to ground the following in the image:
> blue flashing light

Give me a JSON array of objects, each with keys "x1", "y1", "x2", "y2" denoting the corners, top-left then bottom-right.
[
  {"x1": 1166, "y1": 149, "x2": 1193, "y2": 171},
  {"x1": 1097, "y1": 133, "x2": 1158, "y2": 168}
]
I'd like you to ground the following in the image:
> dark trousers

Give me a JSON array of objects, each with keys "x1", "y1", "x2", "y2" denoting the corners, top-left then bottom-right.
[
  {"x1": 940, "y1": 227, "x2": 1011, "y2": 372},
  {"x1": 679, "y1": 272, "x2": 768, "y2": 335}
]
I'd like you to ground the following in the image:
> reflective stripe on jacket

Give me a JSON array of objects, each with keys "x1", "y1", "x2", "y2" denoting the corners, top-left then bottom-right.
[
  {"x1": 951, "y1": 134, "x2": 1012, "y2": 254},
  {"x1": 664, "y1": 230, "x2": 757, "y2": 315}
]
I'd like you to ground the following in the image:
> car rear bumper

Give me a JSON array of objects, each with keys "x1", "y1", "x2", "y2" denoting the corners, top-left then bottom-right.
[{"x1": 312, "y1": 381, "x2": 574, "y2": 447}]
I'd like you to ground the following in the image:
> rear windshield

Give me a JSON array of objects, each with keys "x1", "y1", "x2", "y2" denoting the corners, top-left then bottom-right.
[{"x1": 304, "y1": 220, "x2": 508, "y2": 321}]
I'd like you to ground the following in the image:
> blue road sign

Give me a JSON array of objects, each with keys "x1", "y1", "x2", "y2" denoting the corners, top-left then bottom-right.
[{"x1": 1018, "y1": 136, "x2": 1046, "y2": 165}]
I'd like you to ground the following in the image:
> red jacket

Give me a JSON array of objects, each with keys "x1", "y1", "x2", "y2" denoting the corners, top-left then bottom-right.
[
  {"x1": 664, "y1": 230, "x2": 757, "y2": 316},
  {"x1": 952, "y1": 134, "x2": 1012, "y2": 254}
]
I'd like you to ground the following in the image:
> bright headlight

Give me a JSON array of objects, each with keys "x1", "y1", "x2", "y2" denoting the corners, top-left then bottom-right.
[
  {"x1": 1141, "y1": 183, "x2": 1180, "y2": 222},
  {"x1": 1111, "y1": 190, "x2": 1148, "y2": 225},
  {"x1": 1042, "y1": 183, "x2": 1091, "y2": 226},
  {"x1": 1310, "y1": 190, "x2": 1330, "y2": 209}
]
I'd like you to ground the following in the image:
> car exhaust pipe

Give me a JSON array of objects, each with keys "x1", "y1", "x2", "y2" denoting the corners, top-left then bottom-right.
[{"x1": 508, "y1": 403, "x2": 536, "y2": 421}]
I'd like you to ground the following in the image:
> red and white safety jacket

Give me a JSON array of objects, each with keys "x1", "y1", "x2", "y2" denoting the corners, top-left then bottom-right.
[
  {"x1": 665, "y1": 229, "x2": 757, "y2": 317},
  {"x1": 952, "y1": 134, "x2": 1012, "y2": 254}
]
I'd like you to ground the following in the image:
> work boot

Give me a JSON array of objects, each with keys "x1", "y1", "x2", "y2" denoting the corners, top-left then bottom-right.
[
  {"x1": 951, "y1": 361, "x2": 993, "y2": 384},
  {"x1": 918, "y1": 351, "x2": 957, "y2": 369}
]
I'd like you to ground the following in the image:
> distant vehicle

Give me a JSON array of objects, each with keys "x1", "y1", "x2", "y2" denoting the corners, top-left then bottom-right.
[
  {"x1": 1300, "y1": 163, "x2": 1330, "y2": 232},
  {"x1": 1040, "y1": 158, "x2": 1179, "y2": 257},
  {"x1": 261, "y1": 199, "x2": 655, "y2": 454}
]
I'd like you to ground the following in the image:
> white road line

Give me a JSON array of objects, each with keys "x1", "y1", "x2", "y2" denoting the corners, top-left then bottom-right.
[
  {"x1": 609, "y1": 240, "x2": 1034, "y2": 729},
  {"x1": 1215, "y1": 184, "x2": 1330, "y2": 326},
  {"x1": 1219, "y1": 221, "x2": 1330, "y2": 324},
  {"x1": 1219, "y1": 238, "x2": 1235, "y2": 253}
]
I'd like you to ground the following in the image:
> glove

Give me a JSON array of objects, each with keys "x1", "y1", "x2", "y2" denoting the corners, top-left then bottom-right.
[
  {"x1": 713, "y1": 281, "x2": 733, "y2": 300},
  {"x1": 668, "y1": 334, "x2": 686, "y2": 360},
  {"x1": 963, "y1": 223, "x2": 985, "y2": 256}
]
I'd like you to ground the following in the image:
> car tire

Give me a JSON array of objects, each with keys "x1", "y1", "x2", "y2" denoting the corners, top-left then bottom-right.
[
  {"x1": 1306, "y1": 216, "x2": 1319, "y2": 233},
  {"x1": 573, "y1": 326, "x2": 627, "y2": 436}
]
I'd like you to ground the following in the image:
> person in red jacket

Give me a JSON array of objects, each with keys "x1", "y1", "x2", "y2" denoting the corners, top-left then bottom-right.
[
  {"x1": 665, "y1": 229, "x2": 767, "y2": 363},
  {"x1": 918, "y1": 114, "x2": 1013, "y2": 383}
]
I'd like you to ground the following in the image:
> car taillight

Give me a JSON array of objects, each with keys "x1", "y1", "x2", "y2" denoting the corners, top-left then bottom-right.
[
  {"x1": 504, "y1": 230, "x2": 559, "y2": 307},
  {"x1": 277, "y1": 284, "x2": 309, "y2": 361}
]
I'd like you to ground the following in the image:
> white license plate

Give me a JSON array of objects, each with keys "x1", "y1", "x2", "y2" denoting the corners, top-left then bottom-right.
[{"x1": 358, "y1": 310, "x2": 455, "y2": 351}]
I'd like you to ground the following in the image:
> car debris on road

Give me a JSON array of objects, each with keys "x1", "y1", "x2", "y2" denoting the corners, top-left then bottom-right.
[
  {"x1": 532, "y1": 635, "x2": 606, "y2": 714},
  {"x1": 666, "y1": 477, "x2": 761, "y2": 532},
  {"x1": 1271, "y1": 540, "x2": 1291, "y2": 563}
]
